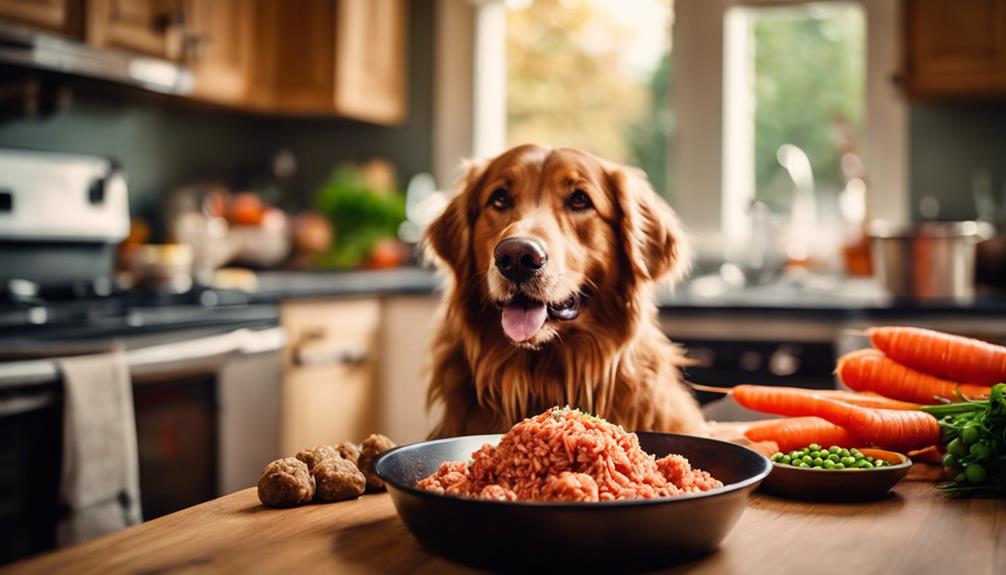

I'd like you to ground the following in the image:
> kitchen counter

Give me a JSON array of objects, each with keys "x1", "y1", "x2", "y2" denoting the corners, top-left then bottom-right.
[
  {"x1": 6, "y1": 482, "x2": 1002, "y2": 575},
  {"x1": 251, "y1": 267, "x2": 442, "y2": 301},
  {"x1": 248, "y1": 267, "x2": 1006, "y2": 318}
]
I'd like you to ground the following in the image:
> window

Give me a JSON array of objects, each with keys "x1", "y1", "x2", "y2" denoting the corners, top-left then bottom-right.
[
  {"x1": 723, "y1": 2, "x2": 865, "y2": 266},
  {"x1": 505, "y1": 0, "x2": 673, "y2": 193},
  {"x1": 672, "y1": 0, "x2": 906, "y2": 263}
]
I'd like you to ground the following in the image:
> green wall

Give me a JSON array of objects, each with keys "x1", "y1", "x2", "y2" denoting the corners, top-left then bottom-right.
[{"x1": 909, "y1": 102, "x2": 1006, "y2": 222}]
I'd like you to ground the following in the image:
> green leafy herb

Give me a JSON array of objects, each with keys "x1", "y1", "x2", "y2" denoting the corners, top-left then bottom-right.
[{"x1": 922, "y1": 383, "x2": 1006, "y2": 498}]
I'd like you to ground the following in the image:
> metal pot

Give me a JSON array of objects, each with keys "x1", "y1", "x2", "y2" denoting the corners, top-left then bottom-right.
[{"x1": 867, "y1": 220, "x2": 993, "y2": 302}]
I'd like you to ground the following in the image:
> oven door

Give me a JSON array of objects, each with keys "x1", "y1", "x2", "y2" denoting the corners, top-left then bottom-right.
[{"x1": 0, "y1": 327, "x2": 285, "y2": 563}]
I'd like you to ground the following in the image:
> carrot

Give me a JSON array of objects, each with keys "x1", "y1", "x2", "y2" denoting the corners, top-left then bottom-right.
[
  {"x1": 744, "y1": 417, "x2": 861, "y2": 452},
  {"x1": 868, "y1": 326, "x2": 1006, "y2": 386},
  {"x1": 905, "y1": 445, "x2": 944, "y2": 465},
  {"x1": 729, "y1": 385, "x2": 940, "y2": 452},
  {"x1": 836, "y1": 349, "x2": 990, "y2": 404},
  {"x1": 690, "y1": 383, "x2": 921, "y2": 410}
]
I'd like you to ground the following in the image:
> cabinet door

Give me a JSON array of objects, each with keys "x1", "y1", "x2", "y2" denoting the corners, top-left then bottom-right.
[
  {"x1": 87, "y1": 0, "x2": 185, "y2": 60},
  {"x1": 333, "y1": 0, "x2": 407, "y2": 124},
  {"x1": 0, "y1": 0, "x2": 82, "y2": 36},
  {"x1": 186, "y1": 0, "x2": 253, "y2": 104},
  {"x1": 249, "y1": 0, "x2": 336, "y2": 113},
  {"x1": 279, "y1": 298, "x2": 380, "y2": 453},
  {"x1": 907, "y1": 0, "x2": 1006, "y2": 96}
]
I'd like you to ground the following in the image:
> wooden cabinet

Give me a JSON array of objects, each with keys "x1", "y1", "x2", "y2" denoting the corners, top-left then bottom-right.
[
  {"x1": 86, "y1": 0, "x2": 186, "y2": 60},
  {"x1": 905, "y1": 0, "x2": 1006, "y2": 98},
  {"x1": 0, "y1": 0, "x2": 82, "y2": 36},
  {"x1": 247, "y1": 0, "x2": 407, "y2": 123},
  {"x1": 185, "y1": 0, "x2": 253, "y2": 104},
  {"x1": 279, "y1": 298, "x2": 381, "y2": 454},
  {"x1": 333, "y1": 0, "x2": 408, "y2": 124},
  {"x1": 0, "y1": 0, "x2": 408, "y2": 123}
]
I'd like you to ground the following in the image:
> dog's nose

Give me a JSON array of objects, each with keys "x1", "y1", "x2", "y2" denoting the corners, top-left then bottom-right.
[{"x1": 494, "y1": 237, "x2": 547, "y2": 283}]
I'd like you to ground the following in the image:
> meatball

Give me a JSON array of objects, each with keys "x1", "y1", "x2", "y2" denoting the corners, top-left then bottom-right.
[
  {"x1": 295, "y1": 445, "x2": 341, "y2": 470},
  {"x1": 313, "y1": 458, "x2": 366, "y2": 502},
  {"x1": 357, "y1": 433, "x2": 396, "y2": 491},
  {"x1": 258, "y1": 457, "x2": 315, "y2": 507},
  {"x1": 336, "y1": 441, "x2": 361, "y2": 465}
]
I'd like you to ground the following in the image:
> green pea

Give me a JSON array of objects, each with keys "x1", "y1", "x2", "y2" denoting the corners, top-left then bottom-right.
[
  {"x1": 839, "y1": 449, "x2": 851, "y2": 457},
  {"x1": 865, "y1": 456, "x2": 875, "y2": 463},
  {"x1": 813, "y1": 457, "x2": 825, "y2": 466},
  {"x1": 851, "y1": 448, "x2": 863, "y2": 457},
  {"x1": 828, "y1": 446, "x2": 841, "y2": 454},
  {"x1": 834, "y1": 463, "x2": 845, "y2": 469},
  {"x1": 840, "y1": 456, "x2": 856, "y2": 466},
  {"x1": 808, "y1": 443, "x2": 821, "y2": 451},
  {"x1": 965, "y1": 463, "x2": 987, "y2": 484},
  {"x1": 800, "y1": 447, "x2": 810, "y2": 454},
  {"x1": 859, "y1": 461, "x2": 874, "y2": 469},
  {"x1": 789, "y1": 451, "x2": 802, "y2": 460},
  {"x1": 798, "y1": 461, "x2": 811, "y2": 468},
  {"x1": 969, "y1": 442, "x2": 990, "y2": 459},
  {"x1": 947, "y1": 438, "x2": 967, "y2": 457},
  {"x1": 771, "y1": 452, "x2": 783, "y2": 462},
  {"x1": 823, "y1": 460, "x2": 836, "y2": 469},
  {"x1": 961, "y1": 426, "x2": 981, "y2": 445},
  {"x1": 826, "y1": 453, "x2": 840, "y2": 463},
  {"x1": 780, "y1": 455, "x2": 791, "y2": 464},
  {"x1": 874, "y1": 460, "x2": 886, "y2": 467},
  {"x1": 802, "y1": 455, "x2": 813, "y2": 464}
]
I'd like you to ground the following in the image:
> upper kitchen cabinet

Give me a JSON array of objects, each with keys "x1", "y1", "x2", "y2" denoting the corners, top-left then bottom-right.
[
  {"x1": 905, "y1": 0, "x2": 1006, "y2": 98},
  {"x1": 86, "y1": 0, "x2": 187, "y2": 61},
  {"x1": 0, "y1": 0, "x2": 82, "y2": 36},
  {"x1": 185, "y1": 0, "x2": 253, "y2": 104},
  {"x1": 247, "y1": 0, "x2": 408, "y2": 123}
]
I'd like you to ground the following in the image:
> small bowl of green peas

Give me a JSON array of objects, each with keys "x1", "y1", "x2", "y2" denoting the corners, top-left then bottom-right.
[{"x1": 760, "y1": 443, "x2": 912, "y2": 502}]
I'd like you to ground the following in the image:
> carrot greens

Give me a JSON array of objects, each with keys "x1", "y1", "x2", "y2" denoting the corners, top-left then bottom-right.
[{"x1": 922, "y1": 383, "x2": 1006, "y2": 497}]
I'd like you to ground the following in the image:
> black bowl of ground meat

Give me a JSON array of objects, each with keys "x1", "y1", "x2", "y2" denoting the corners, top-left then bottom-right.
[{"x1": 375, "y1": 429, "x2": 770, "y2": 573}]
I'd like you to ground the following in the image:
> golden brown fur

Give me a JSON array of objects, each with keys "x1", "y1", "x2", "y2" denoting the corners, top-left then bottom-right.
[{"x1": 424, "y1": 144, "x2": 706, "y2": 438}]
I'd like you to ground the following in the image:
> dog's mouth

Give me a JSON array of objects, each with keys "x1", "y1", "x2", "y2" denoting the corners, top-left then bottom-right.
[{"x1": 496, "y1": 291, "x2": 584, "y2": 343}]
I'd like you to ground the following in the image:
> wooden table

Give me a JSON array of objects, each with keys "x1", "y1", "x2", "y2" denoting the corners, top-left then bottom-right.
[{"x1": 5, "y1": 482, "x2": 1004, "y2": 575}]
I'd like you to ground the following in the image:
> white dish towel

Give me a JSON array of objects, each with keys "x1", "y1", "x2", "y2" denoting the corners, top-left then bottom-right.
[{"x1": 56, "y1": 349, "x2": 142, "y2": 546}]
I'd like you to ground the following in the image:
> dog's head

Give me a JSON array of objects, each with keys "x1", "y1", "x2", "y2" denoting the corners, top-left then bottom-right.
[{"x1": 426, "y1": 144, "x2": 689, "y2": 349}]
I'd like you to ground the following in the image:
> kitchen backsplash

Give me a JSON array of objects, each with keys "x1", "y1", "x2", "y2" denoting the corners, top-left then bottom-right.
[
  {"x1": 0, "y1": 0, "x2": 433, "y2": 234},
  {"x1": 909, "y1": 102, "x2": 1006, "y2": 222}
]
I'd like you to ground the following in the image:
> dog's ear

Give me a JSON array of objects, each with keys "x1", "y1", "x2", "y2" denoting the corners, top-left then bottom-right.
[
  {"x1": 607, "y1": 165, "x2": 691, "y2": 285},
  {"x1": 424, "y1": 159, "x2": 488, "y2": 280}
]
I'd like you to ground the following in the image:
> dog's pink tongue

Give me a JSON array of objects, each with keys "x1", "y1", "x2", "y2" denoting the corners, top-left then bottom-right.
[{"x1": 501, "y1": 301, "x2": 548, "y2": 342}]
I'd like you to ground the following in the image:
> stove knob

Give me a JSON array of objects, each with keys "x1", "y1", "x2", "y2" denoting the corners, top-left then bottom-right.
[
  {"x1": 769, "y1": 347, "x2": 800, "y2": 377},
  {"x1": 739, "y1": 351, "x2": 763, "y2": 371}
]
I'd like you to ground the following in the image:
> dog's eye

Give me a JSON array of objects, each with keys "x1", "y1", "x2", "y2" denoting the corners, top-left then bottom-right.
[
  {"x1": 567, "y1": 189, "x2": 593, "y2": 212},
  {"x1": 488, "y1": 188, "x2": 512, "y2": 211}
]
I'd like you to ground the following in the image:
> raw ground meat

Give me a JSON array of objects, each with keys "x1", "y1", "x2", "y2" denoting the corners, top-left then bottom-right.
[{"x1": 417, "y1": 407, "x2": 723, "y2": 502}]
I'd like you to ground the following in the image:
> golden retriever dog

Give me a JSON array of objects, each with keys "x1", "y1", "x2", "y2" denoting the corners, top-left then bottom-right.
[{"x1": 424, "y1": 144, "x2": 706, "y2": 438}]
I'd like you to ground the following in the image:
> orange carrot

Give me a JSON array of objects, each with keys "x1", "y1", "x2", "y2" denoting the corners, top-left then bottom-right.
[
  {"x1": 868, "y1": 326, "x2": 1006, "y2": 386},
  {"x1": 906, "y1": 445, "x2": 944, "y2": 465},
  {"x1": 836, "y1": 349, "x2": 990, "y2": 404},
  {"x1": 690, "y1": 383, "x2": 921, "y2": 410},
  {"x1": 729, "y1": 385, "x2": 940, "y2": 452},
  {"x1": 744, "y1": 417, "x2": 861, "y2": 452}
]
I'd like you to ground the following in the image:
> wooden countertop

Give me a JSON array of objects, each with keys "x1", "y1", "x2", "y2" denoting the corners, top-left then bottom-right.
[{"x1": 5, "y1": 481, "x2": 1004, "y2": 575}]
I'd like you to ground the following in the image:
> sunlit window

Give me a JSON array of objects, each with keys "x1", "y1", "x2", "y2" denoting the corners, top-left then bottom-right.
[
  {"x1": 506, "y1": 0, "x2": 673, "y2": 193},
  {"x1": 723, "y1": 2, "x2": 865, "y2": 266}
]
